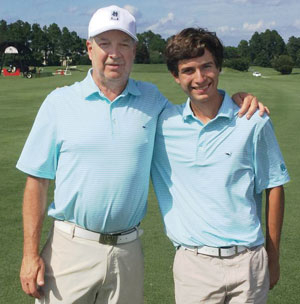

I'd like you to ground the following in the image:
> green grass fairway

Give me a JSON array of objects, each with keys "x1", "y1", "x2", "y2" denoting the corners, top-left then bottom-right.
[{"x1": 0, "y1": 65, "x2": 299, "y2": 303}]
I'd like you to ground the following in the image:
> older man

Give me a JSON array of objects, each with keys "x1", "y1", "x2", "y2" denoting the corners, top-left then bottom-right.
[{"x1": 17, "y1": 6, "x2": 265, "y2": 304}]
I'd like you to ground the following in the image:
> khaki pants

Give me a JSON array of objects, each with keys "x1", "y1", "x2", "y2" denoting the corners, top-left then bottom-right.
[
  {"x1": 174, "y1": 245, "x2": 269, "y2": 304},
  {"x1": 36, "y1": 224, "x2": 144, "y2": 304}
]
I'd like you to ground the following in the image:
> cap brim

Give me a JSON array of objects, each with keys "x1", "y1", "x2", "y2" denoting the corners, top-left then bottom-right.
[{"x1": 89, "y1": 27, "x2": 138, "y2": 41}]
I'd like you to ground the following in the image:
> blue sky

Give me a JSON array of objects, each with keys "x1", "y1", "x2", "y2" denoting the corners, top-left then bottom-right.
[{"x1": 1, "y1": 0, "x2": 299, "y2": 46}]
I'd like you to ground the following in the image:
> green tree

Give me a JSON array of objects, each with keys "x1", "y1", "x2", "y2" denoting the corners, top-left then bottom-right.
[
  {"x1": 135, "y1": 36, "x2": 150, "y2": 63},
  {"x1": 272, "y1": 55, "x2": 294, "y2": 74},
  {"x1": 142, "y1": 31, "x2": 166, "y2": 52},
  {"x1": 287, "y1": 36, "x2": 300, "y2": 67},
  {"x1": 224, "y1": 46, "x2": 239, "y2": 59},
  {"x1": 1, "y1": 19, "x2": 89, "y2": 66},
  {"x1": 59, "y1": 27, "x2": 86, "y2": 65},
  {"x1": 30, "y1": 23, "x2": 48, "y2": 65},
  {"x1": 253, "y1": 49, "x2": 270, "y2": 67},
  {"x1": 237, "y1": 40, "x2": 250, "y2": 61},
  {"x1": 79, "y1": 54, "x2": 91, "y2": 65},
  {"x1": 60, "y1": 27, "x2": 72, "y2": 58},
  {"x1": 70, "y1": 32, "x2": 85, "y2": 54},
  {"x1": 249, "y1": 32, "x2": 262, "y2": 63},
  {"x1": 296, "y1": 49, "x2": 300, "y2": 68},
  {"x1": 7, "y1": 20, "x2": 31, "y2": 46},
  {"x1": 46, "y1": 23, "x2": 62, "y2": 64},
  {"x1": 0, "y1": 20, "x2": 9, "y2": 44},
  {"x1": 137, "y1": 31, "x2": 166, "y2": 63},
  {"x1": 149, "y1": 50, "x2": 164, "y2": 64},
  {"x1": 223, "y1": 58, "x2": 249, "y2": 71},
  {"x1": 69, "y1": 32, "x2": 87, "y2": 64},
  {"x1": 249, "y1": 30, "x2": 286, "y2": 67},
  {"x1": 263, "y1": 29, "x2": 286, "y2": 60}
]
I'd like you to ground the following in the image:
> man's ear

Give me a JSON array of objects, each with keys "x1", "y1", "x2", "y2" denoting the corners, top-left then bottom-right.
[
  {"x1": 86, "y1": 39, "x2": 93, "y2": 61},
  {"x1": 171, "y1": 72, "x2": 180, "y2": 84}
]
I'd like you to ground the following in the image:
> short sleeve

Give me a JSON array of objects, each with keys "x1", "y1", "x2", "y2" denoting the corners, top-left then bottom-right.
[
  {"x1": 254, "y1": 119, "x2": 290, "y2": 193},
  {"x1": 16, "y1": 96, "x2": 59, "y2": 179}
]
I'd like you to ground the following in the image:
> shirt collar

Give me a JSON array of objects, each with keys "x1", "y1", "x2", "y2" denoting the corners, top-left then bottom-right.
[
  {"x1": 182, "y1": 98, "x2": 195, "y2": 120},
  {"x1": 82, "y1": 69, "x2": 141, "y2": 102},
  {"x1": 216, "y1": 90, "x2": 239, "y2": 120},
  {"x1": 182, "y1": 89, "x2": 239, "y2": 122}
]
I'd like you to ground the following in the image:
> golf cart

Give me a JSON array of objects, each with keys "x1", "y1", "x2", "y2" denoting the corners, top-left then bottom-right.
[{"x1": 0, "y1": 41, "x2": 37, "y2": 78}]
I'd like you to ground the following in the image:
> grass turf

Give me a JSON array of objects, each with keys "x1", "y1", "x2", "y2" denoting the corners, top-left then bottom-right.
[{"x1": 0, "y1": 65, "x2": 299, "y2": 303}]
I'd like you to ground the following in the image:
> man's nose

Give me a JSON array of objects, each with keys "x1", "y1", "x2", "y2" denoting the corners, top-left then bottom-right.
[
  {"x1": 108, "y1": 45, "x2": 121, "y2": 58},
  {"x1": 195, "y1": 69, "x2": 206, "y2": 83}
]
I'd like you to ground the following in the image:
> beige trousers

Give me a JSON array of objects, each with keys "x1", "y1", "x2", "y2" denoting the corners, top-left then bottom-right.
[
  {"x1": 36, "y1": 224, "x2": 144, "y2": 304},
  {"x1": 173, "y1": 245, "x2": 269, "y2": 304}
]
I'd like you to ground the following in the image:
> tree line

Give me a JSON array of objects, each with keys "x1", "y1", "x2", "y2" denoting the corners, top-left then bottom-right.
[
  {"x1": 223, "y1": 29, "x2": 300, "y2": 74},
  {"x1": 0, "y1": 20, "x2": 88, "y2": 66},
  {"x1": 1, "y1": 19, "x2": 300, "y2": 74}
]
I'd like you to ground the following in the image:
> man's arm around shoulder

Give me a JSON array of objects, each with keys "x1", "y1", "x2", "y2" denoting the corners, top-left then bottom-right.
[
  {"x1": 20, "y1": 176, "x2": 49, "y2": 299},
  {"x1": 265, "y1": 185, "x2": 285, "y2": 290}
]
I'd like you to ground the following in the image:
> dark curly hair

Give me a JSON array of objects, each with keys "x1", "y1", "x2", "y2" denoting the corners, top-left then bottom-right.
[{"x1": 165, "y1": 27, "x2": 224, "y2": 76}]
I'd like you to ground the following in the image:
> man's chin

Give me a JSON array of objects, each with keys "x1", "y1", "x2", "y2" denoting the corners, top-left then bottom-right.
[
  {"x1": 105, "y1": 73, "x2": 130, "y2": 85},
  {"x1": 192, "y1": 94, "x2": 209, "y2": 102},
  {"x1": 105, "y1": 72, "x2": 124, "y2": 79}
]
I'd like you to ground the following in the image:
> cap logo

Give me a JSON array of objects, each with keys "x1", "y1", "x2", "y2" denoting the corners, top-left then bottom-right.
[{"x1": 111, "y1": 10, "x2": 119, "y2": 20}]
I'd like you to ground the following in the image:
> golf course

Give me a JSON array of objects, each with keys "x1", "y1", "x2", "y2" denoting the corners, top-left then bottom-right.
[{"x1": 0, "y1": 64, "x2": 299, "y2": 303}]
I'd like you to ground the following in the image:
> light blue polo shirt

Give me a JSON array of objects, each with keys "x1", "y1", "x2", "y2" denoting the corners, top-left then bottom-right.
[
  {"x1": 151, "y1": 91, "x2": 290, "y2": 248},
  {"x1": 17, "y1": 70, "x2": 168, "y2": 233}
]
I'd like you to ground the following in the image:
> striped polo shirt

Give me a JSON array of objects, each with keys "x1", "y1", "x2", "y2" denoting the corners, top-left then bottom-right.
[
  {"x1": 17, "y1": 70, "x2": 168, "y2": 233},
  {"x1": 151, "y1": 91, "x2": 290, "y2": 248}
]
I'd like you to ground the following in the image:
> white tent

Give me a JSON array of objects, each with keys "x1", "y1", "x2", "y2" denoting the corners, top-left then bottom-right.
[{"x1": 4, "y1": 46, "x2": 18, "y2": 54}]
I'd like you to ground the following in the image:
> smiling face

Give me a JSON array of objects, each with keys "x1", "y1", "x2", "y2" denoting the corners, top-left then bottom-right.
[
  {"x1": 86, "y1": 30, "x2": 136, "y2": 89},
  {"x1": 173, "y1": 48, "x2": 221, "y2": 105}
]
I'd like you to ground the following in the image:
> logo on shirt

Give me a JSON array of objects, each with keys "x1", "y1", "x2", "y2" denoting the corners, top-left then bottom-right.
[
  {"x1": 111, "y1": 10, "x2": 119, "y2": 20},
  {"x1": 280, "y1": 163, "x2": 287, "y2": 172},
  {"x1": 225, "y1": 152, "x2": 232, "y2": 157}
]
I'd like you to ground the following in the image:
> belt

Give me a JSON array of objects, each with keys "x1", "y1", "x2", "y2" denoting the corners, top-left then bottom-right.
[
  {"x1": 54, "y1": 220, "x2": 143, "y2": 245},
  {"x1": 181, "y1": 245, "x2": 247, "y2": 257}
]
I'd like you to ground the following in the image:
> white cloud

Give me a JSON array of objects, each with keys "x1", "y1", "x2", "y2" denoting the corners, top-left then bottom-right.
[
  {"x1": 123, "y1": 5, "x2": 142, "y2": 18},
  {"x1": 68, "y1": 6, "x2": 78, "y2": 14},
  {"x1": 232, "y1": 0, "x2": 283, "y2": 4},
  {"x1": 161, "y1": 13, "x2": 175, "y2": 24},
  {"x1": 217, "y1": 26, "x2": 237, "y2": 33},
  {"x1": 218, "y1": 26, "x2": 229, "y2": 33},
  {"x1": 243, "y1": 20, "x2": 276, "y2": 32},
  {"x1": 294, "y1": 19, "x2": 300, "y2": 29},
  {"x1": 81, "y1": 8, "x2": 99, "y2": 17},
  {"x1": 232, "y1": 0, "x2": 248, "y2": 3},
  {"x1": 243, "y1": 20, "x2": 263, "y2": 31},
  {"x1": 146, "y1": 12, "x2": 175, "y2": 32}
]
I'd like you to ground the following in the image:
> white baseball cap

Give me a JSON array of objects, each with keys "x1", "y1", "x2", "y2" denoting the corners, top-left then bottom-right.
[{"x1": 88, "y1": 5, "x2": 138, "y2": 41}]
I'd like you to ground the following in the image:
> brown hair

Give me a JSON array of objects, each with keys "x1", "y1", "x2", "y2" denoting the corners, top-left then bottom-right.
[{"x1": 165, "y1": 27, "x2": 224, "y2": 76}]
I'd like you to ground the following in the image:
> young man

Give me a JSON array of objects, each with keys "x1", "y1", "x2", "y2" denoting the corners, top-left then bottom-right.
[
  {"x1": 151, "y1": 28, "x2": 290, "y2": 303},
  {"x1": 17, "y1": 5, "x2": 266, "y2": 303}
]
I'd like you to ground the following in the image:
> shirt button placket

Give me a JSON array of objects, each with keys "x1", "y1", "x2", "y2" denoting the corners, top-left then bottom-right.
[
  {"x1": 196, "y1": 129, "x2": 206, "y2": 165},
  {"x1": 110, "y1": 104, "x2": 116, "y2": 135}
]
